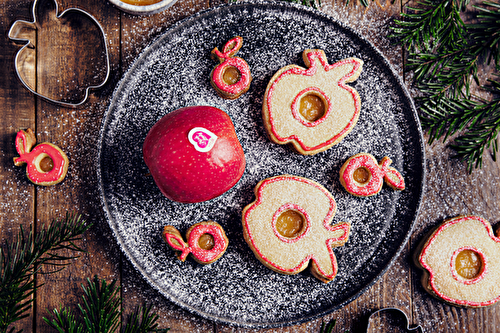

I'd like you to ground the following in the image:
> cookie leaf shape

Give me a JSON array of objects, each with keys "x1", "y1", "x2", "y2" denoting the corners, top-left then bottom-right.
[
  {"x1": 242, "y1": 175, "x2": 350, "y2": 283},
  {"x1": 416, "y1": 215, "x2": 500, "y2": 307},
  {"x1": 263, "y1": 49, "x2": 363, "y2": 155},
  {"x1": 8, "y1": 0, "x2": 109, "y2": 107}
]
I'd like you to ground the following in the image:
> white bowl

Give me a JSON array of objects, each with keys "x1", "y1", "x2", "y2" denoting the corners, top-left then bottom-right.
[{"x1": 109, "y1": 0, "x2": 178, "y2": 15}]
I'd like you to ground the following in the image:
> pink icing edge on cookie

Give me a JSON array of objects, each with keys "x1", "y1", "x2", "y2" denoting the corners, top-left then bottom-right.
[
  {"x1": 164, "y1": 223, "x2": 228, "y2": 263},
  {"x1": 211, "y1": 36, "x2": 251, "y2": 97},
  {"x1": 290, "y1": 86, "x2": 332, "y2": 127},
  {"x1": 164, "y1": 231, "x2": 191, "y2": 261},
  {"x1": 341, "y1": 154, "x2": 384, "y2": 196},
  {"x1": 450, "y1": 246, "x2": 488, "y2": 285},
  {"x1": 419, "y1": 215, "x2": 500, "y2": 307},
  {"x1": 14, "y1": 130, "x2": 68, "y2": 184},
  {"x1": 211, "y1": 57, "x2": 251, "y2": 95},
  {"x1": 271, "y1": 203, "x2": 311, "y2": 243},
  {"x1": 266, "y1": 52, "x2": 362, "y2": 152},
  {"x1": 243, "y1": 175, "x2": 350, "y2": 280},
  {"x1": 188, "y1": 223, "x2": 228, "y2": 263},
  {"x1": 380, "y1": 157, "x2": 405, "y2": 190}
]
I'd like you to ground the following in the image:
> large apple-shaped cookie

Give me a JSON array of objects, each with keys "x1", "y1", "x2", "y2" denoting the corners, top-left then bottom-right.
[
  {"x1": 143, "y1": 106, "x2": 246, "y2": 203},
  {"x1": 263, "y1": 49, "x2": 363, "y2": 155}
]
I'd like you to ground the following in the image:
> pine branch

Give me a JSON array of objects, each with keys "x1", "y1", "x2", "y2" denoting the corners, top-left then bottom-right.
[
  {"x1": 469, "y1": 1, "x2": 500, "y2": 66},
  {"x1": 122, "y1": 304, "x2": 169, "y2": 333},
  {"x1": 391, "y1": 0, "x2": 469, "y2": 52},
  {"x1": 0, "y1": 213, "x2": 89, "y2": 333},
  {"x1": 320, "y1": 318, "x2": 349, "y2": 333},
  {"x1": 320, "y1": 319, "x2": 337, "y2": 333},
  {"x1": 451, "y1": 78, "x2": 500, "y2": 171},
  {"x1": 79, "y1": 277, "x2": 121, "y2": 333},
  {"x1": 43, "y1": 307, "x2": 84, "y2": 333},
  {"x1": 44, "y1": 277, "x2": 169, "y2": 333},
  {"x1": 392, "y1": 0, "x2": 500, "y2": 172},
  {"x1": 286, "y1": 0, "x2": 322, "y2": 9}
]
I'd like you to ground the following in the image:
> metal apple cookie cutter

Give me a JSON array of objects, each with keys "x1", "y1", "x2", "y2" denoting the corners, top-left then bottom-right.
[
  {"x1": 366, "y1": 308, "x2": 424, "y2": 332},
  {"x1": 8, "y1": 0, "x2": 110, "y2": 107}
]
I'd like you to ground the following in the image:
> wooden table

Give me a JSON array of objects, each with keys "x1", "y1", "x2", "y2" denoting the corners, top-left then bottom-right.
[{"x1": 1, "y1": 0, "x2": 500, "y2": 331}]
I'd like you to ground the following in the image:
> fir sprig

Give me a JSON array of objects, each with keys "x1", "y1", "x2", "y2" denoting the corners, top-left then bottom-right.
[
  {"x1": 319, "y1": 318, "x2": 349, "y2": 333},
  {"x1": 392, "y1": 0, "x2": 500, "y2": 171},
  {"x1": 43, "y1": 277, "x2": 169, "y2": 333},
  {"x1": 285, "y1": 0, "x2": 322, "y2": 8},
  {"x1": 0, "y1": 213, "x2": 89, "y2": 333},
  {"x1": 452, "y1": 77, "x2": 500, "y2": 169}
]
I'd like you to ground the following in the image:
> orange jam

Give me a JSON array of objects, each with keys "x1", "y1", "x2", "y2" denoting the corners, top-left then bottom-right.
[
  {"x1": 299, "y1": 94, "x2": 325, "y2": 122},
  {"x1": 120, "y1": 0, "x2": 162, "y2": 5},
  {"x1": 223, "y1": 66, "x2": 241, "y2": 85},
  {"x1": 198, "y1": 233, "x2": 215, "y2": 250},
  {"x1": 276, "y1": 210, "x2": 304, "y2": 238},
  {"x1": 455, "y1": 249, "x2": 482, "y2": 279},
  {"x1": 40, "y1": 156, "x2": 54, "y2": 173},
  {"x1": 353, "y1": 167, "x2": 370, "y2": 184}
]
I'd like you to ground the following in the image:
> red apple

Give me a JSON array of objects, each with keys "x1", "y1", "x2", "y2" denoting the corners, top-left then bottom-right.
[{"x1": 143, "y1": 106, "x2": 246, "y2": 203}]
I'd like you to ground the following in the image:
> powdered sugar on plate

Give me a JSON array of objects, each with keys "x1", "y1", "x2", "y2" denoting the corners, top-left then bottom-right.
[{"x1": 97, "y1": 1, "x2": 424, "y2": 328}]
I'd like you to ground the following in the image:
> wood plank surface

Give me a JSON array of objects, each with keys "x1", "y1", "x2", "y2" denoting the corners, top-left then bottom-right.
[{"x1": 1, "y1": 0, "x2": 499, "y2": 332}]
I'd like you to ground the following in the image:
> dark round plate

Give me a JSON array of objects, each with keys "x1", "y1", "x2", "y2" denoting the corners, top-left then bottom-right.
[{"x1": 97, "y1": 1, "x2": 425, "y2": 328}]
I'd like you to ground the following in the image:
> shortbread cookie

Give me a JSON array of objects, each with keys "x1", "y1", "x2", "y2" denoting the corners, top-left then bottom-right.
[
  {"x1": 339, "y1": 153, "x2": 404, "y2": 197},
  {"x1": 210, "y1": 36, "x2": 252, "y2": 100},
  {"x1": 416, "y1": 215, "x2": 500, "y2": 307},
  {"x1": 163, "y1": 221, "x2": 229, "y2": 264},
  {"x1": 262, "y1": 49, "x2": 363, "y2": 155},
  {"x1": 13, "y1": 128, "x2": 69, "y2": 186},
  {"x1": 242, "y1": 175, "x2": 350, "y2": 283}
]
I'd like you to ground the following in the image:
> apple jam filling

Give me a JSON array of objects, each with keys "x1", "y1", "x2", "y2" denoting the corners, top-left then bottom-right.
[
  {"x1": 455, "y1": 249, "x2": 483, "y2": 280},
  {"x1": 299, "y1": 93, "x2": 326, "y2": 122},
  {"x1": 223, "y1": 66, "x2": 241, "y2": 86},
  {"x1": 276, "y1": 210, "x2": 305, "y2": 238},
  {"x1": 120, "y1": 0, "x2": 163, "y2": 5},
  {"x1": 353, "y1": 167, "x2": 370, "y2": 184},
  {"x1": 198, "y1": 233, "x2": 215, "y2": 250},
  {"x1": 35, "y1": 154, "x2": 55, "y2": 173}
]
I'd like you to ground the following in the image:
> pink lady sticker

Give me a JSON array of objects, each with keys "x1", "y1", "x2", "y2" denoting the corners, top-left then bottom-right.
[{"x1": 188, "y1": 127, "x2": 218, "y2": 153}]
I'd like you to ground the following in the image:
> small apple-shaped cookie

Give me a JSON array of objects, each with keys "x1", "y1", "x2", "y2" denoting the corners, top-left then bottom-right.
[{"x1": 143, "y1": 106, "x2": 246, "y2": 203}]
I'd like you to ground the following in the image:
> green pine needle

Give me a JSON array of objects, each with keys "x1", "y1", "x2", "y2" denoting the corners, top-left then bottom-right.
[
  {"x1": 79, "y1": 277, "x2": 121, "y2": 333},
  {"x1": 43, "y1": 277, "x2": 169, "y2": 333},
  {"x1": 392, "y1": 0, "x2": 500, "y2": 172},
  {"x1": 122, "y1": 304, "x2": 169, "y2": 333},
  {"x1": 0, "y1": 213, "x2": 89, "y2": 333},
  {"x1": 320, "y1": 318, "x2": 349, "y2": 333}
]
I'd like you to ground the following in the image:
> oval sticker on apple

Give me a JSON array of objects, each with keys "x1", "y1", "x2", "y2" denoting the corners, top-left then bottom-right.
[{"x1": 188, "y1": 127, "x2": 218, "y2": 153}]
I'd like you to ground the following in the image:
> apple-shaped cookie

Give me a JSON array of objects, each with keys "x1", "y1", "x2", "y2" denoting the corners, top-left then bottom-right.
[
  {"x1": 263, "y1": 49, "x2": 363, "y2": 155},
  {"x1": 143, "y1": 106, "x2": 246, "y2": 203}
]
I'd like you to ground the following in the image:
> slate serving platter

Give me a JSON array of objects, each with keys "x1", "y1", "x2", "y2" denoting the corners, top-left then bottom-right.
[{"x1": 97, "y1": 1, "x2": 425, "y2": 328}]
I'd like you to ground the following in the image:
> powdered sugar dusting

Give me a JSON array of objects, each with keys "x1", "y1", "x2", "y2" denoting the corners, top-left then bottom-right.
[{"x1": 98, "y1": 1, "x2": 424, "y2": 328}]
